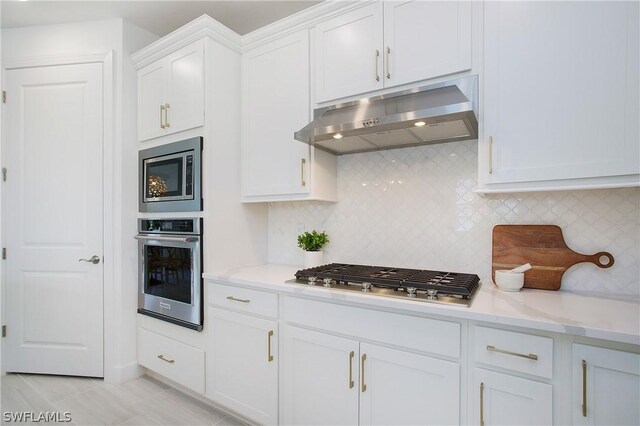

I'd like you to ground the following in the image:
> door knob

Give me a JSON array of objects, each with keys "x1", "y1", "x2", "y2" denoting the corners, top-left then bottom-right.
[{"x1": 78, "y1": 255, "x2": 100, "y2": 264}]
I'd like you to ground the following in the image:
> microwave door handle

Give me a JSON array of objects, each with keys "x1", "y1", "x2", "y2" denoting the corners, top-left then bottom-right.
[
  {"x1": 134, "y1": 235, "x2": 199, "y2": 243},
  {"x1": 182, "y1": 152, "x2": 189, "y2": 197}
]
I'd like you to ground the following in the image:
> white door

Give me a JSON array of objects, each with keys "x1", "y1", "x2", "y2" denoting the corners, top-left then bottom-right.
[
  {"x1": 383, "y1": 1, "x2": 472, "y2": 87},
  {"x1": 359, "y1": 343, "x2": 460, "y2": 425},
  {"x1": 314, "y1": 2, "x2": 384, "y2": 103},
  {"x1": 165, "y1": 39, "x2": 205, "y2": 135},
  {"x1": 242, "y1": 29, "x2": 311, "y2": 197},
  {"x1": 208, "y1": 308, "x2": 278, "y2": 425},
  {"x1": 483, "y1": 1, "x2": 640, "y2": 184},
  {"x1": 282, "y1": 326, "x2": 359, "y2": 425},
  {"x1": 472, "y1": 368, "x2": 552, "y2": 426},
  {"x1": 137, "y1": 60, "x2": 166, "y2": 141},
  {"x1": 4, "y1": 62, "x2": 104, "y2": 377},
  {"x1": 573, "y1": 344, "x2": 640, "y2": 425}
]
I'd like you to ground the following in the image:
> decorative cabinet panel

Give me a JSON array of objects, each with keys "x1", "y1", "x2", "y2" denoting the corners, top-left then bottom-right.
[
  {"x1": 137, "y1": 39, "x2": 205, "y2": 141},
  {"x1": 282, "y1": 325, "x2": 460, "y2": 426},
  {"x1": 472, "y1": 368, "x2": 552, "y2": 426},
  {"x1": 480, "y1": 1, "x2": 639, "y2": 192},
  {"x1": 207, "y1": 308, "x2": 278, "y2": 425},
  {"x1": 242, "y1": 29, "x2": 336, "y2": 202},
  {"x1": 572, "y1": 344, "x2": 640, "y2": 426},
  {"x1": 314, "y1": 1, "x2": 472, "y2": 103}
]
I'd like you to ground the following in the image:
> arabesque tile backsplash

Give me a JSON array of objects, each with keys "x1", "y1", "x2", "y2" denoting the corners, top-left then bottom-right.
[{"x1": 268, "y1": 140, "x2": 640, "y2": 297}]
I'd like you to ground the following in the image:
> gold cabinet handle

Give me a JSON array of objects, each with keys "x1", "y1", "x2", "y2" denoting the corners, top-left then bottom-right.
[
  {"x1": 267, "y1": 330, "x2": 274, "y2": 362},
  {"x1": 486, "y1": 345, "x2": 538, "y2": 361},
  {"x1": 386, "y1": 46, "x2": 391, "y2": 79},
  {"x1": 226, "y1": 296, "x2": 250, "y2": 303},
  {"x1": 164, "y1": 103, "x2": 171, "y2": 128},
  {"x1": 488, "y1": 136, "x2": 493, "y2": 174},
  {"x1": 300, "y1": 158, "x2": 306, "y2": 187},
  {"x1": 480, "y1": 382, "x2": 485, "y2": 426},
  {"x1": 361, "y1": 353, "x2": 367, "y2": 392},
  {"x1": 160, "y1": 105, "x2": 166, "y2": 129},
  {"x1": 348, "y1": 351, "x2": 355, "y2": 389},
  {"x1": 157, "y1": 354, "x2": 175, "y2": 364},
  {"x1": 374, "y1": 49, "x2": 380, "y2": 82},
  {"x1": 582, "y1": 359, "x2": 587, "y2": 417}
]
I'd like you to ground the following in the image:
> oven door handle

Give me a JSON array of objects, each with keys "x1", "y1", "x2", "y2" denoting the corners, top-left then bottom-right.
[{"x1": 134, "y1": 235, "x2": 199, "y2": 243}]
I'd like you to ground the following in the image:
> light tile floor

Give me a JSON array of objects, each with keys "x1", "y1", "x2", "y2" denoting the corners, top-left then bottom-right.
[{"x1": 0, "y1": 373, "x2": 246, "y2": 426}]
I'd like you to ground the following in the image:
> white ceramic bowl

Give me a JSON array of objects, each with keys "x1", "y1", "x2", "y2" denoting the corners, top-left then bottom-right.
[{"x1": 494, "y1": 270, "x2": 525, "y2": 292}]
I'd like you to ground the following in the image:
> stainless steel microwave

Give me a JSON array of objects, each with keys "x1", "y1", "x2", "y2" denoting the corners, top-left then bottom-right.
[{"x1": 139, "y1": 137, "x2": 202, "y2": 212}]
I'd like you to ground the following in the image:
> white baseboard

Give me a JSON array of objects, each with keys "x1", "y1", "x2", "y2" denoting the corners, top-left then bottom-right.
[{"x1": 105, "y1": 361, "x2": 143, "y2": 384}]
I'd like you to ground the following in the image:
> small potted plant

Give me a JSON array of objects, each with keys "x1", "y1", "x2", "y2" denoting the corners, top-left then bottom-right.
[{"x1": 297, "y1": 230, "x2": 329, "y2": 267}]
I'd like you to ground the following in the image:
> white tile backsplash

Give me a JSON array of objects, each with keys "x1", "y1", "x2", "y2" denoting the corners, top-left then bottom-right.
[{"x1": 268, "y1": 140, "x2": 640, "y2": 297}]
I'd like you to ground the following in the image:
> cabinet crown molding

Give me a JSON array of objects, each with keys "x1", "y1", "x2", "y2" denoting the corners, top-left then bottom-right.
[
  {"x1": 241, "y1": 0, "x2": 376, "y2": 51},
  {"x1": 131, "y1": 14, "x2": 242, "y2": 68}
]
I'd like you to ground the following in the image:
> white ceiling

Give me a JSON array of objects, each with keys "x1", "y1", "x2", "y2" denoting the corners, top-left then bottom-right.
[{"x1": 1, "y1": 1, "x2": 323, "y2": 36}]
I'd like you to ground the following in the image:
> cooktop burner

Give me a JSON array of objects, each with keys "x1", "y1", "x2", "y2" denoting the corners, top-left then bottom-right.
[{"x1": 290, "y1": 263, "x2": 481, "y2": 307}]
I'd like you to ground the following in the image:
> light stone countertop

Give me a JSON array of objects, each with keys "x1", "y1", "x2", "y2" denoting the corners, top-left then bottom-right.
[{"x1": 203, "y1": 264, "x2": 640, "y2": 346}]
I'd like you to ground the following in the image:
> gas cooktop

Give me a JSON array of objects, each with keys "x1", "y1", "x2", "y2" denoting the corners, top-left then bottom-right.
[{"x1": 289, "y1": 263, "x2": 481, "y2": 307}]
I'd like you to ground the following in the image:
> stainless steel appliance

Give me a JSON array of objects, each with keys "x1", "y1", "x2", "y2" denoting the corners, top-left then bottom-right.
[
  {"x1": 136, "y1": 218, "x2": 203, "y2": 330},
  {"x1": 289, "y1": 263, "x2": 481, "y2": 307},
  {"x1": 294, "y1": 76, "x2": 478, "y2": 155},
  {"x1": 139, "y1": 137, "x2": 202, "y2": 212}
]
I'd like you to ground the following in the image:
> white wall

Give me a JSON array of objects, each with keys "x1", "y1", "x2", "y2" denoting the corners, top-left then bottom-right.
[
  {"x1": 268, "y1": 140, "x2": 640, "y2": 298},
  {"x1": 1, "y1": 18, "x2": 158, "y2": 382}
]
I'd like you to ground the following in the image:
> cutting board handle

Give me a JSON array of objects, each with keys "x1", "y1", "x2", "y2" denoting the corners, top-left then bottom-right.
[{"x1": 585, "y1": 251, "x2": 615, "y2": 269}]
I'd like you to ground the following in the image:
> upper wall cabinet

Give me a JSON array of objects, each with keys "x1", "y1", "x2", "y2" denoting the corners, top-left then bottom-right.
[
  {"x1": 314, "y1": 1, "x2": 472, "y2": 104},
  {"x1": 241, "y1": 30, "x2": 337, "y2": 202},
  {"x1": 138, "y1": 39, "x2": 205, "y2": 141},
  {"x1": 479, "y1": 1, "x2": 640, "y2": 192}
]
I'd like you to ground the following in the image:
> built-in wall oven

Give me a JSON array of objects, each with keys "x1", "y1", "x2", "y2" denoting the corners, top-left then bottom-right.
[
  {"x1": 136, "y1": 218, "x2": 203, "y2": 331},
  {"x1": 139, "y1": 137, "x2": 202, "y2": 212}
]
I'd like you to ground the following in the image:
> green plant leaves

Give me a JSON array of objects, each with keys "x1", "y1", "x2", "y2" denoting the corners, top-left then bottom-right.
[{"x1": 297, "y1": 230, "x2": 329, "y2": 252}]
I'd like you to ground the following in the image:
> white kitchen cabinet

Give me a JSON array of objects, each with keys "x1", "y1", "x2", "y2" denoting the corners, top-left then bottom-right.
[
  {"x1": 472, "y1": 368, "x2": 552, "y2": 426},
  {"x1": 314, "y1": 2, "x2": 384, "y2": 103},
  {"x1": 479, "y1": 1, "x2": 640, "y2": 192},
  {"x1": 314, "y1": 1, "x2": 472, "y2": 103},
  {"x1": 282, "y1": 326, "x2": 359, "y2": 425},
  {"x1": 383, "y1": 0, "x2": 471, "y2": 88},
  {"x1": 242, "y1": 29, "x2": 336, "y2": 202},
  {"x1": 359, "y1": 342, "x2": 460, "y2": 425},
  {"x1": 572, "y1": 344, "x2": 640, "y2": 426},
  {"x1": 137, "y1": 39, "x2": 205, "y2": 141},
  {"x1": 282, "y1": 325, "x2": 460, "y2": 426},
  {"x1": 208, "y1": 308, "x2": 278, "y2": 425}
]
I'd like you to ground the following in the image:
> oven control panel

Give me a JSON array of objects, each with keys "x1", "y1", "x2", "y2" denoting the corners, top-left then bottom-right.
[{"x1": 139, "y1": 218, "x2": 201, "y2": 235}]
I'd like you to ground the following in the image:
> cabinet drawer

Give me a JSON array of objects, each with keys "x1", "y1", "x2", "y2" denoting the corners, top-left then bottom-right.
[
  {"x1": 283, "y1": 296, "x2": 460, "y2": 358},
  {"x1": 209, "y1": 282, "x2": 278, "y2": 319},
  {"x1": 474, "y1": 326, "x2": 553, "y2": 379},
  {"x1": 138, "y1": 328, "x2": 205, "y2": 394}
]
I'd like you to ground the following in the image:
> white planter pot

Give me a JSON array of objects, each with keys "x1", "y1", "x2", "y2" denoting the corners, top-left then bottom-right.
[{"x1": 303, "y1": 250, "x2": 324, "y2": 268}]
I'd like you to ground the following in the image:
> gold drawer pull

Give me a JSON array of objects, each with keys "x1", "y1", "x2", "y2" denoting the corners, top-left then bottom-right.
[
  {"x1": 348, "y1": 351, "x2": 355, "y2": 389},
  {"x1": 164, "y1": 103, "x2": 171, "y2": 128},
  {"x1": 361, "y1": 353, "x2": 367, "y2": 392},
  {"x1": 268, "y1": 330, "x2": 274, "y2": 362},
  {"x1": 582, "y1": 359, "x2": 587, "y2": 417},
  {"x1": 160, "y1": 105, "x2": 166, "y2": 129},
  {"x1": 300, "y1": 158, "x2": 306, "y2": 187},
  {"x1": 157, "y1": 354, "x2": 175, "y2": 364},
  {"x1": 480, "y1": 382, "x2": 485, "y2": 426},
  {"x1": 486, "y1": 345, "x2": 538, "y2": 360},
  {"x1": 226, "y1": 296, "x2": 250, "y2": 303}
]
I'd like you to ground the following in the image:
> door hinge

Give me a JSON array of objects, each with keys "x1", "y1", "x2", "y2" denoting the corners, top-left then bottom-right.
[
  {"x1": 2, "y1": 168, "x2": 6, "y2": 182},
  {"x1": 2, "y1": 91, "x2": 5, "y2": 103},
  {"x1": 2, "y1": 325, "x2": 6, "y2": 338},
  {"x1": 2, "y1": 248, "x2": 5, "y2": 260}
]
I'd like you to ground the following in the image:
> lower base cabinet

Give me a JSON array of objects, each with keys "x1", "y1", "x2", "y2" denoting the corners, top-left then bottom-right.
[
  {"x1": 572, "y1": 344, "x2": 640, "y2": 426},
  {"x1": 472, "y1": 368, "x2": 552, "y2": 426},
  {"x1": 282, "y1": 325, "x2": 460, "y2": 425},
  {"x1": 207, "y1": 308, "x2": 278, "y2": 425}
]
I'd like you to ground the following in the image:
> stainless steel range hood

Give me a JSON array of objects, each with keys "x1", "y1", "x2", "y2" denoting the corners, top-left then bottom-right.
[{"x1": 294, "y1": 75, "x2": 478, "y2": 155}]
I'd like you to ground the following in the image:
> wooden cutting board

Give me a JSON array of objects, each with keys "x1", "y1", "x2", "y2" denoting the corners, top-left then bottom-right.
[{"x1": 492, "y1": 225, "x2": 614, "y2": 290}]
